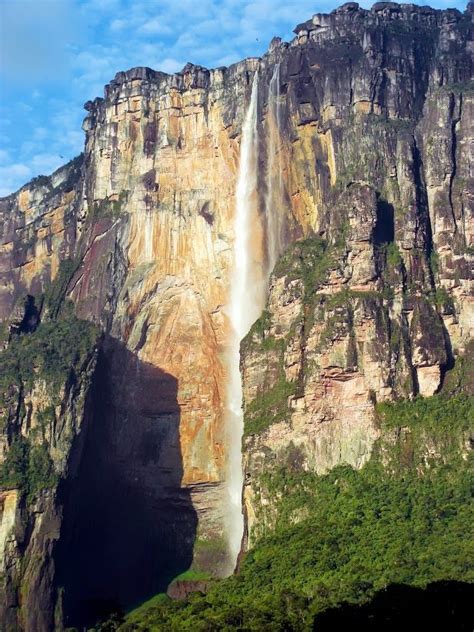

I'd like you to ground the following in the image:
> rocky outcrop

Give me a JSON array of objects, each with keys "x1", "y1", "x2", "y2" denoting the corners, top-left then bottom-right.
[
  {"x1": 0, "y1": 2, "x2": 472, "y2": 630},
  {"x1": 0, "y1": 156, "x2": 84, "y2": 322},
  {"x1": 0, "y1": 322, "x2": 98, "y2": 631},
  {"x1": 240, "y1": 2, "x2": 473, "y2": 545}
]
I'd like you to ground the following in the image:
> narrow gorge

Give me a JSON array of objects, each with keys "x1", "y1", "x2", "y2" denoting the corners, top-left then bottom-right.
[{"x1": 0, "y1": 2, "x2": 472, "y2": 630}]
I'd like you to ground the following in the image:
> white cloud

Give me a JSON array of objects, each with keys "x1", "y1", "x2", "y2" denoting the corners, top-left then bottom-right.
[
  {"x1": 135, "y1": 42, "x2": 166, "y2": 63},
  {"x1": 1, "y1": 0, "x2": 469, "y2": 197},
  {"x1": 159, "y1": 58, "x2": 185, "y2": 74},
  {"x1": 33, "y1": 127, "x2": 49, "y2": 141},
  {"x1": 30, "y1": 153, "x2": 64, "y2": 174},
  {"x1": 0, "y1": 152, "x2": 69, "y2": 197},
  {"x1": 217, "y1": 52, "x2": 241, "y2": 67},
  {"x1": 0, "y1": 163, "x2": 32, "y2": 197},
  {"x1": 138, "y1": 18, "x2": 173, "y2": 36},
  {"x1": 20, "y1": 141, "x2": 38, "y2": 156},
  {"x1": 110, "y1": 18, "x2": 127, "y2": 32},
  {"x1": 62, "y1": 130, "x2": 85, "y2": 153}
]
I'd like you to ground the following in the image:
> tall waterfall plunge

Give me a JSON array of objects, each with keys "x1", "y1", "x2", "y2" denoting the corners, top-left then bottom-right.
[
  {"x1": 225, "y1": 71, "x2": 266, "y2": 570},
  {"x1": 265, "y1": 62, "x2": 286, "y2": 272}
]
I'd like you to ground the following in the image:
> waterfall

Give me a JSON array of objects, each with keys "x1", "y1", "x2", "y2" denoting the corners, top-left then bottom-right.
[
  {"x1": 265, "y1": 62, "x2": 285, "y2": 275},
  {"x1": 226, "y1": 70, "x2": 265, "y2": 570}
]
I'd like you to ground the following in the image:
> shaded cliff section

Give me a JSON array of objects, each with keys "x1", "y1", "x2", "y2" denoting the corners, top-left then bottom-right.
[
  {"x1": 312, "y1": 581, "x2": 473, "y2": 632},
  {"x1": 0, "y1": 2, "x2": 472, "y2": 630},
  {"x1": 0, "y1": 168, "x2": 198, "y2": 629},
  {"x1": 0, "y1": 309, "x2": 197, "y2": 631},
  {"x1": 54, "y1": 338, "x2": 197, "y2": 630}
]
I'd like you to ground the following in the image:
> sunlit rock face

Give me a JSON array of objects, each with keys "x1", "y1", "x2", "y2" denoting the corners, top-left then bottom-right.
[
  {"x1": 0, "y1": 2, "x2": 472, "y2": 630},
  {"x1": 76, "y1": 63, "x2": 257, "y2": 576},
  {"x1": 238, "y1": 3, "x2": 473, "y2": 544},
  {"x1": 0, "y1": 156, "x2": 84, "y2": 321}
]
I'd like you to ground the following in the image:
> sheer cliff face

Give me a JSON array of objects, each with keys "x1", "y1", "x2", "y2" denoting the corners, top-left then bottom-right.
[
  {"x1": 75, "y1": 62, "x2": 260, "y2": 557},
  {"x1": 240, "y1": 4, "x2": 473, "y2": 544},
  {"x1": 0, "y1": 2, "x2": 473, "y2": 630},
  {"x1": 0, "y1": 60, "x2": 266, "y2": 629}
]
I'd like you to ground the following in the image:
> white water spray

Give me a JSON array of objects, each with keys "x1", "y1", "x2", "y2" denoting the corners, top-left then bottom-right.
[
  {"x1": 226, "y1": 71, "x2": 266, "y2": 569},
  {"x1": 265, "y1": 62, "x2": 285, "y2": 274}
]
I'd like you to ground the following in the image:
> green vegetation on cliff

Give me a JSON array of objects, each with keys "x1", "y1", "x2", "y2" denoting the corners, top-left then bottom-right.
[
  {"x1": 242, "y1": 237, "x2": 337, "y2": 438},
  {"x1": 0, "y1": 311, "x2": 98, "y2": 498},
  {"x1": 0, "y1": 267, "x2": 100, "y2": 499},
  {"x1": 0, "y1": 314, "x2": 99, "y2": 403},
  {"x1": 1, "y1": 260, "x2": 99, "y2": 405},
  {"x1": 244, "y1": 376, "x2": 296, "y2": 436},
  {"x1": 273, "y1": 237, "x2": 332, "y2": 300},
  {"x1": 0, "y1": 436, "x2": 57, "y2": 501},
  {"x1": 105, "y1": 392, "x2": 473, "y2": 632},
  {"x1": 91, "y1": 190, "x2": 129, "y2": 219}
]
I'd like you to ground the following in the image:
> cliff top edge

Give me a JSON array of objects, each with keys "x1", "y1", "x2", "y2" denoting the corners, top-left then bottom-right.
[{"x1": 85, "y1": 0, "x2": 471, "y2": 111}]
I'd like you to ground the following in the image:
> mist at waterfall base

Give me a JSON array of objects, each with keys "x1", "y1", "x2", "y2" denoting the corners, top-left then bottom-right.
[{"x1": 225, "y1": 64, "x2": 286, "y2": 572}]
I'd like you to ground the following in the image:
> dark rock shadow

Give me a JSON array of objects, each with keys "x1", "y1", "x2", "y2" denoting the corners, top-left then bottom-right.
[
  {"x1": 312, "y1": 581, "x2": 473, "y2": 631},
  {"x1": 14, "y1": 294, "x2": 40, "y2": 334},
  {"x1": 374, "y1": 196, "x2": 395, "y2": 246},
  {"x1": 54, "y1": 335, "x2": 197, "y2": 629}
]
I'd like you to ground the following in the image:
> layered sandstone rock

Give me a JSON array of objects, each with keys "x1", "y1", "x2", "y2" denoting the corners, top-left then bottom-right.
[
  {"x1": 0, "y1": 2, "x2": 472, "y2": 630},
  {"x1": 240, "y1": 2, "x2": 473, "y2": 544},
  {"x1": 241, "y1": 185, "x2": 447, "y2": 543}
]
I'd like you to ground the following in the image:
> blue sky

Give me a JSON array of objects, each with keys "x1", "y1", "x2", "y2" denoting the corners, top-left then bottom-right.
[{"x1": 0, "y1": 0, "x2": 467, "y2": 196}]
